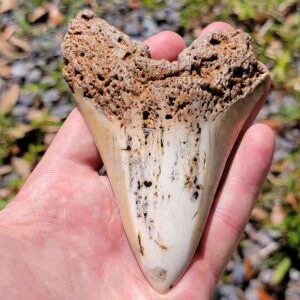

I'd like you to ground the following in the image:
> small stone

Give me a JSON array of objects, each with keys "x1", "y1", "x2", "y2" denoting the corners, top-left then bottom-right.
[
  {"x1": 12, "y1": 105, "x2": 28, "y2": 118},
  {"x1": 18, "y1": 93, "x2": 35, "y2": 106},
  {"x1": 11, "y1": 61, "x2": 29, "y2": 79},
  {"x1": 50, "y1": 103, "x2": 73, "y2": 119},
  {"x1": 273, "y1": 136, "x2": 295, "y2": 162},
  {"x1": 143, "y1": 17, "x2": 158, "y2": 37},
  {"x1": 125, "y1": 22, "x2": 142, "y2": 37},
  {"x1": 243, "y1": 240, "x2": 262, "y2": 258},
  {"x1": 42, "y1": 88, "x2": 60, "y2": 104},
  {"x1": 290, "y1": 268, "x2": 300, "y2": 282},
  {"x1": 2, "y1": 172, "x2": 19, "y2": 187},
  {"x1": 27, "y1": 68, "x2": 42, "y2": 83},
  {"x1": 154, "y1": 10, "x2": 167, "y2": 22},
  {"x1": 259, "y1": 268, "x2": 274, "y2": 284},
  {"x1": 256, "y1": 230, "x2": 274, "y2": 247},
  {"x1": 245, "y1": 280, "x2": 261, "y2": 300},
  {"x1": 230, "y1": 262, "x2": 245, "y2": 286},
  {"x1": 213, "y1": 284, "x2": 245, "y2": 300}
]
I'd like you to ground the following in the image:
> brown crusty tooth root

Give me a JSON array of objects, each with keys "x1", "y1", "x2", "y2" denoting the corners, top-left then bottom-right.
[{"x1": 62, "y1": 9, "x2": 270, "y2": 294}]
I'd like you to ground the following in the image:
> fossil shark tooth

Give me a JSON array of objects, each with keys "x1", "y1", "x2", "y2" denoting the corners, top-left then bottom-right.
[{"x1": 62, "y1": 10, "x2": 270, "y2": 293}]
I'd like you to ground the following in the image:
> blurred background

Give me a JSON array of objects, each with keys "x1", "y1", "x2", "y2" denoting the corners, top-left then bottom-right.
[{"x1": 0, "y1": 0, "x2": 299, "y2": 299}]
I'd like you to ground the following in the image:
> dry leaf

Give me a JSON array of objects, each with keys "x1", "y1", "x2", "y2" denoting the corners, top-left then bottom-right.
[
  {"x1": 0, "y1": 83, "x2": 20, "y2": 114},
  {"x1": 0, "y1": 188, "x2": 12, "y2": 199},
  {"x1": 0, "y1": 165, "x2": 13, "y2": 176},
  {"x1": 11, "y1": 144, "x2": 20, "y2": 155},
  {"x1": 0, "y1": 0, "x2": 17, "y2": 13},
  {"x1": 27, "y1": 109, "x2": 47, "y2": 121},
  {"x1": 251, "y1": 207, "x2": 269, "y2": 221},
  {"x1": 9, "y1": 36, "x2": 31, "y2": 53},
  {"x1": 0, "y1": 40, "x2": 30, "y2": 59},
  {"x1": 47, "y1": 3, "x2": 63, "y2": 26},
  {"x1": 12, "y1": 157, "x2": 31, "y2": 178},
  {"x1": 256, "y1": 288, "x2": 274, "y2": 300},
  {"x1": 0, "y1": 25, "x2": 15, "y2": 42},
  {"x1": 286, "y1": 192, "x2": 299, "y2": 211},
  {"x1": 127, "y1": 1, "x2": 141, "y2": 9},
  {"x1": 271, "y1": 202, "x2": 286, "y2": 225},
  {"x1": 28, "y1": 6, "x2": 48, "y2": 23},
  {"x1": 261, "y1": 119, "x2": 282, "y2": 131},
  {"x1": 245, "y1": 257, "x2": 257, "y2": 280},
  {"x1": 7, "y1": 125, "x2": 34, "y2": 139},
  {"x1": 0, "y1": 63, "x2": 11, "y2": 78}
]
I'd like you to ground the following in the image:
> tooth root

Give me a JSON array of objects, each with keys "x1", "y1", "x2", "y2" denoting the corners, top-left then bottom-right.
[{"x1": 63, "y1": 10, "x2": 270, "y2": 293}]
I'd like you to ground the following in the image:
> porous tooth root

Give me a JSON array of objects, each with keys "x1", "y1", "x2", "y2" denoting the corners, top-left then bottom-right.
[{"x1": 62, "y1": 9, "x2": 270, "y2": 293}]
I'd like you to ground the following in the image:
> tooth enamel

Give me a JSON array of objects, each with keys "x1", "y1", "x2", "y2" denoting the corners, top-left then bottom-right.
[{"x1": 62, "y1": 10, "x2": 270, "y2": 293}]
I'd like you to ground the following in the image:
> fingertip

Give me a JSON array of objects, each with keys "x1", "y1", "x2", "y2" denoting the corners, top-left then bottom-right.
[
  {"x1": 200, "y1": 22, "x2": 234, "y2": 37},
  {"x1": 145, "y1": 31, "x2": 186, "y2": 61},
  {"x1": 244, "y1": 123, "x2": 275, "y2": 162}
]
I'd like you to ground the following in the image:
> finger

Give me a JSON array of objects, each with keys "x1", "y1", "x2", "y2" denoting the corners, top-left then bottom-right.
[
  {"x1": 200, "y1": 21, "x2": 234, "y2": 36},
  {"x1": 146, "y1": 31, "x2": 185, "y2": 61},
  {"x1": 196, "y1": 124, "x2": 275, "y2": 285}
]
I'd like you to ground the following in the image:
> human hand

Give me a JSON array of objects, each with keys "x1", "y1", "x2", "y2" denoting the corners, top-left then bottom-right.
[{"x1": 0, "y1": 22, "x2": 274, "y2": 299}]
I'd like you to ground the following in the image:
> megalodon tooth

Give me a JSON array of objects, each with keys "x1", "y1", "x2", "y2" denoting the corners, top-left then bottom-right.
[{"x1": 62, "y1": 10, "x2": 270, "y2": 293}]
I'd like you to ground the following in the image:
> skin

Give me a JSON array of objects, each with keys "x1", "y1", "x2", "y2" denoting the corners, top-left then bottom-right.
[{"x1": 0, "y1": 23, "x2": 275, "y2": 300}]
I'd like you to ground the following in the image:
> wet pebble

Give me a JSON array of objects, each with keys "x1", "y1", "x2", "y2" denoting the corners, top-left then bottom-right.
[{"x1": 42, "y1": 88, "x2": 60, "y2": 104}]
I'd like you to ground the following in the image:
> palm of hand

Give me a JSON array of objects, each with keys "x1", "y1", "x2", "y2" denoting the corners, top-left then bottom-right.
[{"x1": 0, "y1": 23, "x2": 274, "y2": 300}]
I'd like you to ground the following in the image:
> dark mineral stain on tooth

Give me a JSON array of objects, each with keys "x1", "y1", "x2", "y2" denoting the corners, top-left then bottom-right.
[
  {"x1": 144, "y1": 181, "x2": 152, "y2": 187},
  {"x1": 138, "y1": 232, "x2": 144, "y2": 256}
]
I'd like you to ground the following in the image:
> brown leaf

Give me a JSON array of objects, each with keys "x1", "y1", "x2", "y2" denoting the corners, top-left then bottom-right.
[
  {"x1": 286, "y1": 192, "x2": 299, "y2": 211},
  {"x1": 0, "y1": 83, "x2": 20, "y2": 114},
  {"x1": 0, "y1": 0, "x2": 17, "y2": 13},
  {"x1": 245, "y1": 258, "x2": 257, "y2": 280},
  {"x1": 251, "y1": 207, "x2": 269, "y2": 221},
  {"x1": 7, "y1": 125, "x2": 34, "y2": 139},
  {"x1": 0, "y1": 165, "x2": 13, "y2": 176},
  {"x1": 28, "y1": 6, "x2": 48, "y2": 23},
  {"x1": 0, "y1": 39, "x2": 30, "y2": 59},
  {"x1": 260, "y1": 119, "x2": 282, "y2": 131},
  {"x1": 271, "y1": 202, "x2": 286, "y2": 225},
  {"x1": 256, "y1": 288, "x2": 274, "y2": 300},
  {"x1": 47, "y1": 3, "x2": 63, "y2": 26},
  {"x1": 11, "y1": 144, "x2": 20, "y2": 155},
  {"x1": 0, "y1": 62, "x2": 11, "y2": 78},
  {"x1": 0, "y1": 188, "x2": 12, "y2": 199},
  {"x1": 127, "y1": 1, "x2": 141, "y2": 9},
  {"x1": 11, "y1": 157, "x2": 31, "y2": 178},
  {"x1": 0, "y1": 25, "x2": 15, "y2": 42},
  {"x1": 9, "y1": 36, "x2": 31, "y2": 53}
]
